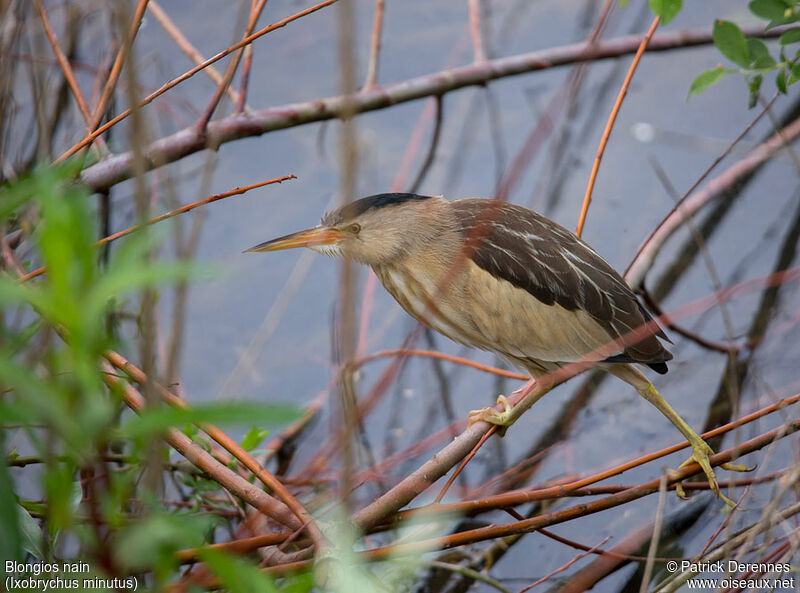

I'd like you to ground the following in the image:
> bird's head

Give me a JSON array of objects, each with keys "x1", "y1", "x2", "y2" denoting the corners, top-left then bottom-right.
[{"x1": 245, "y1": 193, "x2": 450, "y2": 265}]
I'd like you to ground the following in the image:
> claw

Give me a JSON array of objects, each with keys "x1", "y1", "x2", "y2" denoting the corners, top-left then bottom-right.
[
  {"x1": 674, "y1": 481, "x2": 689, "y2": 500},
  {"x1": 721, "y1": 462, "x2": 754, "y2": 473},
  {"x1": 672, "y1": 440, "x2": 748, "y2": 508}
]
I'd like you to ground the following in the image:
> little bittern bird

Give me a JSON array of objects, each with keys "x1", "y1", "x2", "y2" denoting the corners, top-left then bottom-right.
[{"x1": 247, "y1": 193, "x2": 745, "y2": 503}]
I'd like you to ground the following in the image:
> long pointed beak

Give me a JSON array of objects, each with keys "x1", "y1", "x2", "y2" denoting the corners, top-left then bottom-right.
[{"x1": 244, "y1": 226, "x2": 345, "y2": 253}]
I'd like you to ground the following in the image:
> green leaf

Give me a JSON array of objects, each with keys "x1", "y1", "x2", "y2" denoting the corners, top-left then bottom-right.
[
  {"x1": 17, "y1": 505, "x2": 45, "y2": 560},
  {"x1": 747, "y1": 74, "x2": 763, "y2": 108},
  {"x1": 0, "y1": 454, "x2": 22, "y2": 566},
  {"x1": 200, "y1": 549, "x2": 280, "y2": 593},
  {"x1": 119, "y1": 401, "x2": 301, "y2": 440},
  {"x1": 779, "y1": 27, "x2": 800, "y2": 45},
  {"x1": 240, "y1": 426, "x2": 270, "y2": 452},
  {"x1": 747, "y1": 38, "x2": 777, "y2": 69},
  {"x1": 714, "y1": 20, "x2": 751, "y2": 68},
  {"x1": 688, "y1": 67, "x2": 730, "y2": 97},
  {"x1": 282, "y1": 572, "x2": 314, "y2": 593},
  {"x1": 749, "y1": 0, "x2": 793, "y2": 21},
  {"x1": 648, "y1": 0, "x2": 682, "y2": 25},
  {"x1": 116, "y1": 513, "x2": 214, "y2": 576},
  {"x1": 52, "y1": 481, "x2": 84, "y2": 552},
  {"x1": 0, "y1": 162, "x2": 82, "y2": 221},
  {"x1": 788, "y1": 61, "x2": 800, "y2": 85},
  {"x1": 777, "y1": 67, "x2": 788, "y2": 92},
  {"x1": 44, "y1": 463, "x2": 77, "y2": 540}
]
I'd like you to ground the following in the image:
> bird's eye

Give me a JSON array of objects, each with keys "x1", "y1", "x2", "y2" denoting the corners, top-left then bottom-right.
[{"x1": 348, "y1": 223, "x2": 361, "y2": 234}]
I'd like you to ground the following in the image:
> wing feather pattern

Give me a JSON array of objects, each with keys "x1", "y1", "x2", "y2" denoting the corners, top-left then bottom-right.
[{"x1": 452, "y1": 199, "x2": 672, "y2": 373}]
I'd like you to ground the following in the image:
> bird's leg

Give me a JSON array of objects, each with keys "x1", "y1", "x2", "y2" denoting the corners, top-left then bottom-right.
[
  {"x1": 636, "y1": 381, "x2": 749, "y2": 506},
  {"x1": 467, "y1": 378, "x2": 553, "y2": 432}
]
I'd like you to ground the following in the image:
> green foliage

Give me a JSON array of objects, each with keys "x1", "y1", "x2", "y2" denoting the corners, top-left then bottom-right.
[
  {"x1": 115, "y1": 512, "x2": 216, "y2": 580},
  {"x1": 200, "y1": 549, "x2": 282, "y2": 593},
  {"x1": 688, "y1": 66, "x2": 733, "y2": 96},
  {"x1": 0, "y1": 451, "x2": 22, "y2": 567},
  {"x1": 16, "y1": 505, "x2": 46, "y2": 561},
  {"x1": 241, "y1": 425, "x2": 270, "y2": 452},
  {"x1": 0, "y1": 165, "x2": 305, "y2": 590},
  {"x1": 649, "y1": 0, "x2": 683, "y2": 25},
  {"x1": 689, "y1": 3, "x2": 800, "y2": 104},
  {"x1": 749, "y1": 0, "x2": 799, "y2": 23},
  {"x1": 714, "y1": 20, "x2": 751, "y2": 67},
  {"x1": 120, "y1": 402, "x2": 298, "y2": 441}
]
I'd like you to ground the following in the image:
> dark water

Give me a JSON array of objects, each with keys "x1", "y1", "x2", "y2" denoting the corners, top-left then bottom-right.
[{"x1": 118, "y1": 0, "x2": 800, "y2": 589}]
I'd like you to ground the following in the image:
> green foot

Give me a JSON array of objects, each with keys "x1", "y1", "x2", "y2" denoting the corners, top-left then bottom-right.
[
  {"x1": 672, "y1": 440, "x2": 751, "y2": 507},
  {"x1": 468, "y1": 395, "x2": 514, "y2": 429}
]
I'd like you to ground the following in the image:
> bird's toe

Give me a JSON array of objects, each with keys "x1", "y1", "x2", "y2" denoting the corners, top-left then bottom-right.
[
  {"x1": 467, "y1": 395, "x2": 514, "y2": 431},
  {"x1": 673, "y1": 441, "x2": 741, "y2": 507}
]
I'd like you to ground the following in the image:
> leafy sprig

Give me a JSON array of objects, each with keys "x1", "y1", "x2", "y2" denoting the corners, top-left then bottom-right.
[{"x1": 689, "y1": 1, "x2": 800, "y2": 106}]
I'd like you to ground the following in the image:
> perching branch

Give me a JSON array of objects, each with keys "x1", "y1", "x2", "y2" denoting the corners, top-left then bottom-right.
[{"x1": 80, "y1": 24, "x2": 788, "y2": 192}]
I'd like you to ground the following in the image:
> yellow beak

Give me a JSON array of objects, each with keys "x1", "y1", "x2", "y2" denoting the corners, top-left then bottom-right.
[{"x1": 244, "y1": 226, "x2": 346, "y2": 253}]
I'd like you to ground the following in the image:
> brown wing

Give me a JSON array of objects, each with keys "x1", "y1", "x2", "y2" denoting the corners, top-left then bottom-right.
[{"x1": 451, "y1": 199, "x2": 672, "y2": 372}]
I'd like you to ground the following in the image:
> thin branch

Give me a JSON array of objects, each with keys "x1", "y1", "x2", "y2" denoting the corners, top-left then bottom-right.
[
  {"x1": 639, "y1": 474, "x2": 668, "y2": 593},
  {"x1": 170, "y1": 471, "x2": 784, "y2": 564},
  {"x1": 100, "y1": 362, "x2": 303, "y2": 531},
  {"x1": 625, "y1": 96, "x2": 788, "y2": 287},
  {"x1": 79, "y1": 24, "x2": 790, "y2": 191},
  {"x1": 196, "y1": 0, "x2": 269, "y2": 131},
  {"x1": 575, "y1": 15, "x2": 659, "y2": 238},
  {"x1": 409, "y1": 95, "x2": 444, "y2": 193},
  {"x1": 363, "y1": 0, "x2": 385, "y2": 89},
  {"x1": 33, "y1": 1, "x2": 96, "y2": 134},
  {"x1": 86, "y1": 0, "x2": 149, "y2": 151},
  {"x1": 104, "y1": 350, "x2": 328, "y2": 551},
  {"x1": 356, "y1": 347, "x2": 529, "y2": 380},
  {"x1": 520, "y1": 536, "x2": 610, "y2": 592},
  {"x1": 429, "y1": 560, "x2": 511, "y2": 593},
  {"x1": 639, "y1": 286, "x2": 742, "y2": 354},
  {"x1": 364, "y1": 420, "x2": 800, "y2": 557},
  {"x1": 18, "y1": 175, "x2": 296, "y2": 282},
  {"x1": 59, "y1": 0, "x2": 341, "y2": 164},
  {"x1": 147, "y1": 0, "x2": 241, "y2": 106},
  {"x1": 469, "y1": 0, "x2": 486, "y2": 63},
  {"x1": 435, "y1": 425, "x2": 498, "y2": 502},
  {"x1": 495, "y1": 0, "x2": 613, "y2": 205}
]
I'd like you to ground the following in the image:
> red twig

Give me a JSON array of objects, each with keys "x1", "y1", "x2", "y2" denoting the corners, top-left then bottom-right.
[
  {"x1": 492, "y1": 0, "x2": 611, "y2": 203},
  {"x1": 520, "y1": 536, "x2": 611, "y2": 592},
  {"x1": 58, "y1": 0, "x2": 340, "y2": 163},
  {"x1": 79, "y1": 24, "x2": 791, "y2": 191},
  {"x1": 18, "y1": 175, "x2": 295, "y2": 282},
  {"x1": 468, "y1": 0, "x2": 486, "y2": 63},
  {"x1": 625, "y1": 101, "x2": 797, "y2": 288},
  {"x1": 196, "y1": 0, "x2": 268, "y2": 130},
  {"x1": 435, "y1": 425, "x2": 498, "y2": 503},
  {"x1": 363, "y1": 0, "x2": 385, "y2": 89},
  {"x1": 86, "y1": 0, "x2": 149, "y2": 151},
  {"x1": 356, "y1": 348, "x2": 529, "y2": 380},
  {"x1": 365, "y1": 419, "x2": 800, "y2": 556},
  {"x1": 575, "y1": 15, "x2": 660, "y2": 238},
  {"x1": 33, "y1": 2, "x2": 92, "y2": 128},
  {"x1": 147, "y1": 0, "x2": 241, "y2": 106},
  {"x1": 104, "y1": 351, "x2": 328, "y2": 551},
  {"x1": 395, "y1": 390, "x2": 800, "y2": 522}
]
